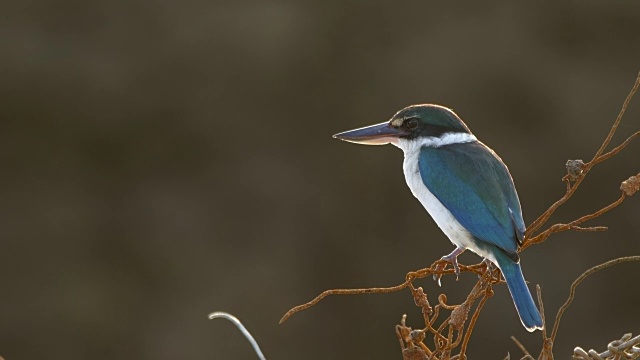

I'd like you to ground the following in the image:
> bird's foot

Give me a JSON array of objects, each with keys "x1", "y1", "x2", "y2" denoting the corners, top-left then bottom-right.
[
  {"x1": 432, "y1": 247, "x2": 465, "y2": 286},
  {"x1": 432, "y1": 261, "x2": 446, "y2": 287},
  {"x1": 482, "y1": 258, "x2": 494, "y2": 270},
  {"x1": 479, "y1": 258, "x2": 500, "y2": 280}
]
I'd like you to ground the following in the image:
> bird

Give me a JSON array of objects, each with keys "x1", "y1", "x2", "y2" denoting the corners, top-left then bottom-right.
[{"x1": 333, "y1": 104, "x2": 543, "y2": 332}]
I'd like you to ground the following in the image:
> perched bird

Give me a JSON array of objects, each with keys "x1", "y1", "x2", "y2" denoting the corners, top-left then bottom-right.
[{"x1": 333, "y1": 104, "x2": 543, "y2": 331}]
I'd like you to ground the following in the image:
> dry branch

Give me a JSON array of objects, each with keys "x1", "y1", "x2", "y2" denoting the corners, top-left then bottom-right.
[
  {"x1": 525, "y1": 71, "x2": 640, "y2": 239},
  {"x1": 209, "y1": 311, "x2": 266, "y2": 360},
  {"x1": 573, "y1": 333, "x2": 640, "y2": 360},
  {"x1": 549, "y1": 256, "x2": 640, "y2": 343}
]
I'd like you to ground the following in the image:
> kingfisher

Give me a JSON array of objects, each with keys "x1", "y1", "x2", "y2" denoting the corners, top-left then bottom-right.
[{"x1": 333, "y1": 104, "x2": 543, "y2": 331}]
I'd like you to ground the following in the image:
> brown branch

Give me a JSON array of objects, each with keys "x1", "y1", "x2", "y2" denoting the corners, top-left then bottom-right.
[
  {"x1": 535, "y1": 285, "x2": 546, "y2": 340},
  {"x1": 459, "y1": 286, "x2": 492, "y2": 359},
  {"x1": 396, "y1": 322, "x2": 408, "y2": 351},
  {"x1": 568, "y1": 225, "x2": 608, "y2": 232},
  {"x1": 536, "y1": 285, "x2": 554, "y2": 360},
  {"x1": 280, "y1": 263, "x2": 486, "y2": 324},
  {"x1": 511, "y1": 336, "x2": 532, "y2": 358},
  {"x1": 279, "y1": 278, "x2": 414, "y2": 324},
  {"x1": 391, "y1": 264, "x2": 502, "y2": 359},
  {"x1": 522, "y1": 193, "x2": 626, "y2": 251},
  {"x1": 525, "y1": 71, "x2": 640, "y2": 239},
  {"x1": 549, "y1": 256, "x2": 640, "y2": 343},
  {"x1": 593, "y1": 131, "x2": 640, "y2": 165}
]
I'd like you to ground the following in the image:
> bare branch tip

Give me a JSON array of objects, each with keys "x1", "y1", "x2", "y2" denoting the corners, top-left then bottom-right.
[
  {"x1": 511, "y1": 335, "x2": 532, "y2": 357},
  {"x1": 551, "y1": 256, "x2": 640, "y2": 343},
  {"x1": 209, "y1": 311, "x2": 266, "y2": 360}
]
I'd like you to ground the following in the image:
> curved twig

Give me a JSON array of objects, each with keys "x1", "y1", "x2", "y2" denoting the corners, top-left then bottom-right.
[
  {"x1": 209, "y1": 311, "x2": 266, "y2": 360},
  {"x1": 522, "y1": 193, "x2": 627, "y2": 250},
  {"x1": 526, "y1": 71, "x2": 640, "y2": 238},
  {"x1": 279, "y1": 263, "x2": 486, "y2": 324},
  {"x1": 550, "y1": 256, "x2": 640, "y2": 343},
  {"x1": 279, "y1": 281, "x2": 413, "y2": 324}
]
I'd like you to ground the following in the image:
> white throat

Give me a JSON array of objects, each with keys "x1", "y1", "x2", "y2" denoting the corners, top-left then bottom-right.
[{"x1": 392, "y1": 132, "x2": 477, "y2": 153}]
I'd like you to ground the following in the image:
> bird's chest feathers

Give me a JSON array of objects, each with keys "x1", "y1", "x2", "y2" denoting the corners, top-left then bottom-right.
[{"x1": 402, "y1": 148, "x2": 475, "y2": 250}]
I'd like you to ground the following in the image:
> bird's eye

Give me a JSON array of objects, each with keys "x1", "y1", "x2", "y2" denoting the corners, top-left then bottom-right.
[{"x1": 405, "y1": 118, "x2": 419, "y2": 130}]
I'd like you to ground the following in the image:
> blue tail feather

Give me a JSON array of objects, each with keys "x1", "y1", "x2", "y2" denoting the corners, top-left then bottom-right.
[{"x1": 494, "y1": 252, "x2": 543, "y2": 332}]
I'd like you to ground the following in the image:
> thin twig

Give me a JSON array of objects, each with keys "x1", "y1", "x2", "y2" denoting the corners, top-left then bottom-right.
[
  {"x1": 526, "y1": 71, "x2": 640, "y2": 238},
  {"x1": 280, "y1": 263, "x2": 485, "y2": 324},
  {"x1": 209, "y1": 311, "x2": 266, "y2": 360},
  {"x1": 458, "y1": 270, "x2": 496, "y2": 359},
  {"x1": 511, "y1": 336, "x2": 532, "y2": 358},
  {"x1": 573, "y1": 333, "x2": 640, "y2": 359},
  {"x1": 550, "y1": 256, "x2": 640, "y2": 342},
  {"x1": 536, "y1": 285, "x2": 555, "y2": 360},
  {"x1": 523, "y1": 193, "x2": 627, "y2": 250},
  {"x1": 279, "y1": 281, "x2": 413, "y2": 324},
  {"x1": 593, "y1": 131, "x2": 640, "y2": 165},
  {"x1": 459, "y1": 292, "x2": 490, "y2": 359}
]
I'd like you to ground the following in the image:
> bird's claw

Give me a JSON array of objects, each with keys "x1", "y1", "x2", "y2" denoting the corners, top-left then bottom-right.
[
  {"x1": 432, "y1": 248, "x2": 465, "y2": 286},
  {"x1": 433, "y1": 262, "x2": 445, "y2": 286},
  {"x1": 432, "y1": 254, "x2": 461, "y2": 286},
  {"x1": 482, "y1": 258, "x2": 494, "y2": 271},
  {"x1": 480, "y1": 258, "x2": 499, "y2": 279},
  {"x1": 450, "y1": 256, "x2": 461, "y2": 279}
]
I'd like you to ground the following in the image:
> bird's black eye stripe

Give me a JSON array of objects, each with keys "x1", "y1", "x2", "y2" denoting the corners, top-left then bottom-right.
[{"x1": 405, "y1": 118, "x2": 419, "y2": 130}]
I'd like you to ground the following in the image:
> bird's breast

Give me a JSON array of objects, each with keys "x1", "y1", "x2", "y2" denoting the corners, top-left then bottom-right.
[{"x1": 402, "y1": 148, "x2": 478, "y2": 252}]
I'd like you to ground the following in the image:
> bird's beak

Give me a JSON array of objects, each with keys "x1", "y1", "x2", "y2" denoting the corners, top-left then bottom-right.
[{"x1": 333, "y1": 122, "x2": 408, "y2": 145}]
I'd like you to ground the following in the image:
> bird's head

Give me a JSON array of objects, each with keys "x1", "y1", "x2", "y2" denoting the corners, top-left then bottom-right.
[{"x1": 333, "y1": 104, "x2": 472, "y2": 148}]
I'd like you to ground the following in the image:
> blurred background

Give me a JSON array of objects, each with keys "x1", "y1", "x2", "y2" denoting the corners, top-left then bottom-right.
[{"x1": 1, "y1": 1, "x2": 640, "y2": 359}]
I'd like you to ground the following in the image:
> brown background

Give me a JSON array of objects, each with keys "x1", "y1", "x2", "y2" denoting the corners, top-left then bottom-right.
[{"x1": 1, "y1": 1, "x2": 640, "y2": 359}]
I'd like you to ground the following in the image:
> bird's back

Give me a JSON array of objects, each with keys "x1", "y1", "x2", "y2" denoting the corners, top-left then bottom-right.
[{"x1": 404, "y1": 139, "x2": 525, "y2": 259}]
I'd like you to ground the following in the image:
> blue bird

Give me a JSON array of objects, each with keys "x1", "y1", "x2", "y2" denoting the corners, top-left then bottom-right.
[{"x1": 333, "y1": 104, "x2": 543, "y2": 331}]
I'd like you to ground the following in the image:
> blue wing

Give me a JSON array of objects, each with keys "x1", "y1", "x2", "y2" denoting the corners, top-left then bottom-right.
[{"x1": 418, "y1": 141, "x2": 525, "y2": 255}]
